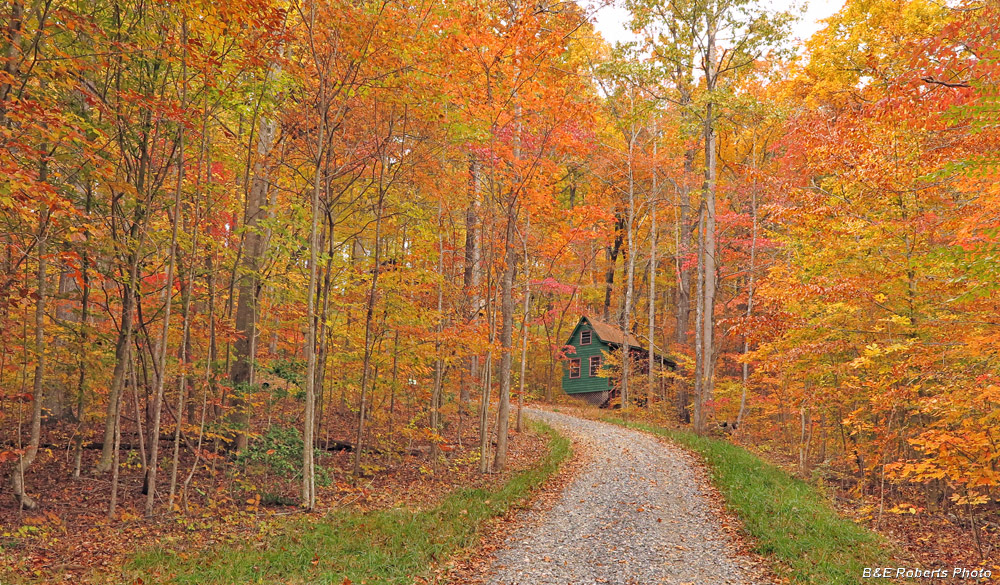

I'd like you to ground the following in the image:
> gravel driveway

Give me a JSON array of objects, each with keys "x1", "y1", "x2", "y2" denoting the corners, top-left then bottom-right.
[{"x1": 485, "y1": 408, "x2": 767, "y2": 585}]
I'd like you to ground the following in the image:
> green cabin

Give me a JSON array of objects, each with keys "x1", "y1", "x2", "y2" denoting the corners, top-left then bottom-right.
[{"x1": 561, "y1": 315, "x2": 676, "y2": 407}]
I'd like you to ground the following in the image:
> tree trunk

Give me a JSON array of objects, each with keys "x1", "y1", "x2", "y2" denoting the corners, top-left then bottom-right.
[
  {"x1": 107, "y1": 347, "x2": 126, "y2": 519},
  {"x1": 303, "y1": 41, "x2": 326, "y2": 504},
  {"x1": 620, "y1": 133, "x2": 637, "y2": 410},
  {"x1": 648, "y1": 191, "x2": 657, "y2": 406},
  {"x1": 230, "y1": 66, "x2": 280, "y2": 453},
  {"x1": 694, "y1": 10, "x2": 718, "y2": 435},
  {"x1": 315, "y1": 221, "x2": 334, "y2": 444},
  {"x1": 463, "y1": 155, "x2": 482, "y2": 405},
  {"x1": 799, "y1": 398, "x2": 811, "y2": 475},
  {"x1": 736, "y1": 161, "x2": 758, "y2": 433},
  {"x1": 479, "y1": 265, "x2": 496, "y2": 474},
  {"x1": 144, "y1": 91, "x2": 185, "y2": 517},
  {"x1": 72, "y1": 188, "x2": 92, "y2": 478},
  {"x1": 516, "y1": 218, "x2": 531, "y2": 433},
  {"x1": 11, "y1": 213, "x2": 48, "y2": 510},
  {"x1": 353, "y1": 200, "x2": 383, "y2": 476},
  {"x1": 494, "y1": 209, "x2": 516, "y2": 471},
  {"x1": 693, "y1": 205, "x2": 705, "y2": 433},
  {"x1": 673, "y1": 84, "x2": 695, "y2": 424},
  {"x1": 479, "y1": 348, "x2": 493, "y2": 473},
  {"x1": 603, "y1": 215, "x2": 624, "y2": 321},
  {"x1": 47, "y1": 269, "x2": 77, "y2": 420},
  {"x1": 0, "y1": 1, "x2": 24, "y2": 123},
  {"x1": 431, "y1": 203, "x2": 445, "y2": 460},
  {"x1": 97, "y1": 174, "x2": 153, "y2": 473}
]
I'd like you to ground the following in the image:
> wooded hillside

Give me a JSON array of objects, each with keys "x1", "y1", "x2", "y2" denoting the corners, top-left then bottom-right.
[{"x1": 1, "y1": 0, "x2": 997, "y2": 571}]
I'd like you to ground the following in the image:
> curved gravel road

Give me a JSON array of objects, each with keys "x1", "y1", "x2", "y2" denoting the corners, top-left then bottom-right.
[{"x1": 486, "y1": 408, "x2": 767, "y2": 585}]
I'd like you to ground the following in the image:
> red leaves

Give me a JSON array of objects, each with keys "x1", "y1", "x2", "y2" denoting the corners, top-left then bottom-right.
[
  {"x1": 533, "y1": 277, "x2": 576, "y2": 295},
  {"x1": 0, "y1": 450, "x2": 23, "y2": 463}
]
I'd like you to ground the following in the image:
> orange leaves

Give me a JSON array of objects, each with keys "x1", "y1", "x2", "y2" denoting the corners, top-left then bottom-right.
[
  {"x1": 744, "y1": 1, "x2": 1000, "y2": 519},
  {"x1": 0, "y1": 449, "x2": 23, "y2": 463}
]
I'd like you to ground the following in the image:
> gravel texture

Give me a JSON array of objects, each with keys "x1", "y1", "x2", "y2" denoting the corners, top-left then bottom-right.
[{"x1": 486, "y1": 408, "x2": 767, "y2": 585}]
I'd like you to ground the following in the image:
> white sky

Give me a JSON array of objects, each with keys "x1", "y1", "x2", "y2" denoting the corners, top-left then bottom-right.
[{"x1": 588, "y1": 0, "x2": 847, "y2": 48}]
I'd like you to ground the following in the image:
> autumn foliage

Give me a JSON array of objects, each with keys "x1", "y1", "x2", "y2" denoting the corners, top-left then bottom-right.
[{"x1": 0, "y1": 0, "x2": 998, "y2": 577}]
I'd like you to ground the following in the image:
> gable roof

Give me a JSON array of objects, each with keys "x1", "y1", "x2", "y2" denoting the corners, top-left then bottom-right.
[
  {"x1": 586, "y1": 316, "x2": 645, "y2": 348},
  {"x1": 566, "y1": 315, "x2": 677, "y2": 368},
  {"x1": 566, "y1": 315, "x2": 676, "y2": 367}
]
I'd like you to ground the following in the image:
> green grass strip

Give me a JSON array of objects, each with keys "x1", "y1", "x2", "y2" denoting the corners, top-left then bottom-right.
[
  {"x1": 126, "y1": 421, "x2": 570, "y2": 585},
  {"x1": 604, "y1": 417, "x2": 896, "y2": 585}
]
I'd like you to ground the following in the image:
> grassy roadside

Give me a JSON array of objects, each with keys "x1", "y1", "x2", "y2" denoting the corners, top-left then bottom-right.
[
  {"x1": 604, "y1": 416, "x2": 898, "y2": 585},
  {"x1": 125, "y1": 421, "x2": 570, "y2": 585}
]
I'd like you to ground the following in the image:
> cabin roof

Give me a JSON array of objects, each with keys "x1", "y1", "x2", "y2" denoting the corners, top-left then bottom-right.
[
  {"x1": 585, "y1": 316, "x2": 645, "y2": 348},
  {"x1": 566, "y1": 315, "x2": 676, "y2": 367}
]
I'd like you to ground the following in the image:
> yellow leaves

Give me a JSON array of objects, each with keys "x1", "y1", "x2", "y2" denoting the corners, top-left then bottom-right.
[
  {"x1": 950, "y1": 492, "x2": 989, "y2": 507},
  {"x1": 105, "y1": 181, "x2": 139, "y2": 197},
  {"x1": 894, "y1": 459, "x2": 947, "y2": 482},
  {"x1": 885, "y1": 314, "x2": 911, "y2": 328},
  {"x1": 888, "y1": 502, "x2": 921, "y2": 515}
]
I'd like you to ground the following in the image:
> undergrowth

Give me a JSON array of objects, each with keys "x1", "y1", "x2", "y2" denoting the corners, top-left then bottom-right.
[{"x1": 125, "y1": 420, "x2": 570, "y2": 585}]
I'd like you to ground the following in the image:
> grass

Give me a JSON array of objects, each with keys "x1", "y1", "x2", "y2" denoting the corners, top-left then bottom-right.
[
  {"x1": 604, "y1": 416, "x2": 897, "y2": 585},
  {"x1": 126, "y1": 421, "x2": 571, "y2": 585}
]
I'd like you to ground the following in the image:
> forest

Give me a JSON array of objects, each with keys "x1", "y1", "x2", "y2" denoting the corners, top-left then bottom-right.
[{"x1": 1, "y1": 0, "x2": 998, "y2": 581}]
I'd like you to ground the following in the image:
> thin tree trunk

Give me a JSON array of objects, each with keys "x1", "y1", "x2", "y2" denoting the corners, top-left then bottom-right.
[
  {"x1": 229, "y1": 65, "x2": 280, "y2": 453},
  {"x1": 463, "y1": 155, "x2": 481, "y2": 405},
  {"x1": 736, "y1": 163, "x2": 758, "y2": 432},
  {"x1": 107, "y1": 346, "x2": 127, "y2": 519},
  {"x1": 648, "y1": 192, "x2": 657, "y2": 406},
  {"x1": 693, "y1": 205, "x2": 705, "y2": 432},
  {"x1": 695, "y1": 9, "x2": 718, "y2": 435},
  {"x1": 479, "y1": 264, "x2": 496, "y2": 474},
  {"x1": 167, "y1": 259, "x2": 193, "y2": 510},
  {"x1": 96, "y1": 223, "x2": 146, "y2": 472},
  {"x1": 303, "y1": 66, "x2": 326, "y2": 509},
  {"x1": 431, "y1": 203, "x2": 445, "y2": 460},
  {"x1": 603, "y1": 215, "x2": 624, "y2": 321},
  {"x1": 480, "y1": 122, "x2": 499, "y2": 475},
  {"x1": 72, "y1": 187, "x2": 93, "y2": 479},
  {"x1": 479, "y1": 348, "x2": 494, "y2": 473},
  {"x1": 799, "y1": 397, "x2": 811, "y2": 475},
  {"x1": 11, "y1": 212, "x2": 48, "y2": 510},
  {"x1": 494, "y1": 209, "x2": 516, "y2": 471},
  {"x1": 353, "y1": 198, "x2": 384, "y2": 476},
  {"x1": 620, "y1": 132, "x2": 637, "y2": 410},
  {"x1": 98, "y1": 66, "x2": 158, "y2": 472},
  {"x1": 184, "y1": 250, "x2": 218, "y2": 509},
  {"x1": 145, "y1": 39, "x2": 187, "y2": 513},
  {"x1": 168, "y1": 120, "x2": 205, "y2": 510},
  {"x1": 315, "y1": 218, "x2": 334, "y2": 443},
  {"x1": 674, "y1": 167, "x2": 693, "y2": 423},
  {"x1": 516, "y1": 220, "x2": 531, "y2": 433},
  {"x1": 0, "y1": 1, "x2": 24, "y2": 124}
]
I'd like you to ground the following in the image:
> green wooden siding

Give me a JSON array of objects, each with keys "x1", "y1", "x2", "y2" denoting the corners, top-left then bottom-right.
[{"x1": 562, "y1": 322, "x2": 612, "y2": 395}]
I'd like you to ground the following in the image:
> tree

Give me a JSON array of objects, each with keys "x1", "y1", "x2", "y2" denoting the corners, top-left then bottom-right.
[{"x1": 627, "y1": 0, "x2": 792, "y2": 432}]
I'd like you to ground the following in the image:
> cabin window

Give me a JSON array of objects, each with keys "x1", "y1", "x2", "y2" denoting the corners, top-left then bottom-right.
[
  {"x1": 589, "y1": 355, "x2": 602, "y2": 377},
  {"x1": 580, "y1": 330, "x2": 592, "y2": 345},
  {"x1": 568, "y1": 358, "x2": 581, "y2": 379}
]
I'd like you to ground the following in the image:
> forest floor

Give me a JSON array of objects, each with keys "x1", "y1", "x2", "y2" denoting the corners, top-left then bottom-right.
[
  {"x1": 0, "y1": 405, "x2": 556, "y2": 584},
  {"x1": 4, "y1": 402, "x2": 996, "y2": 584}
]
